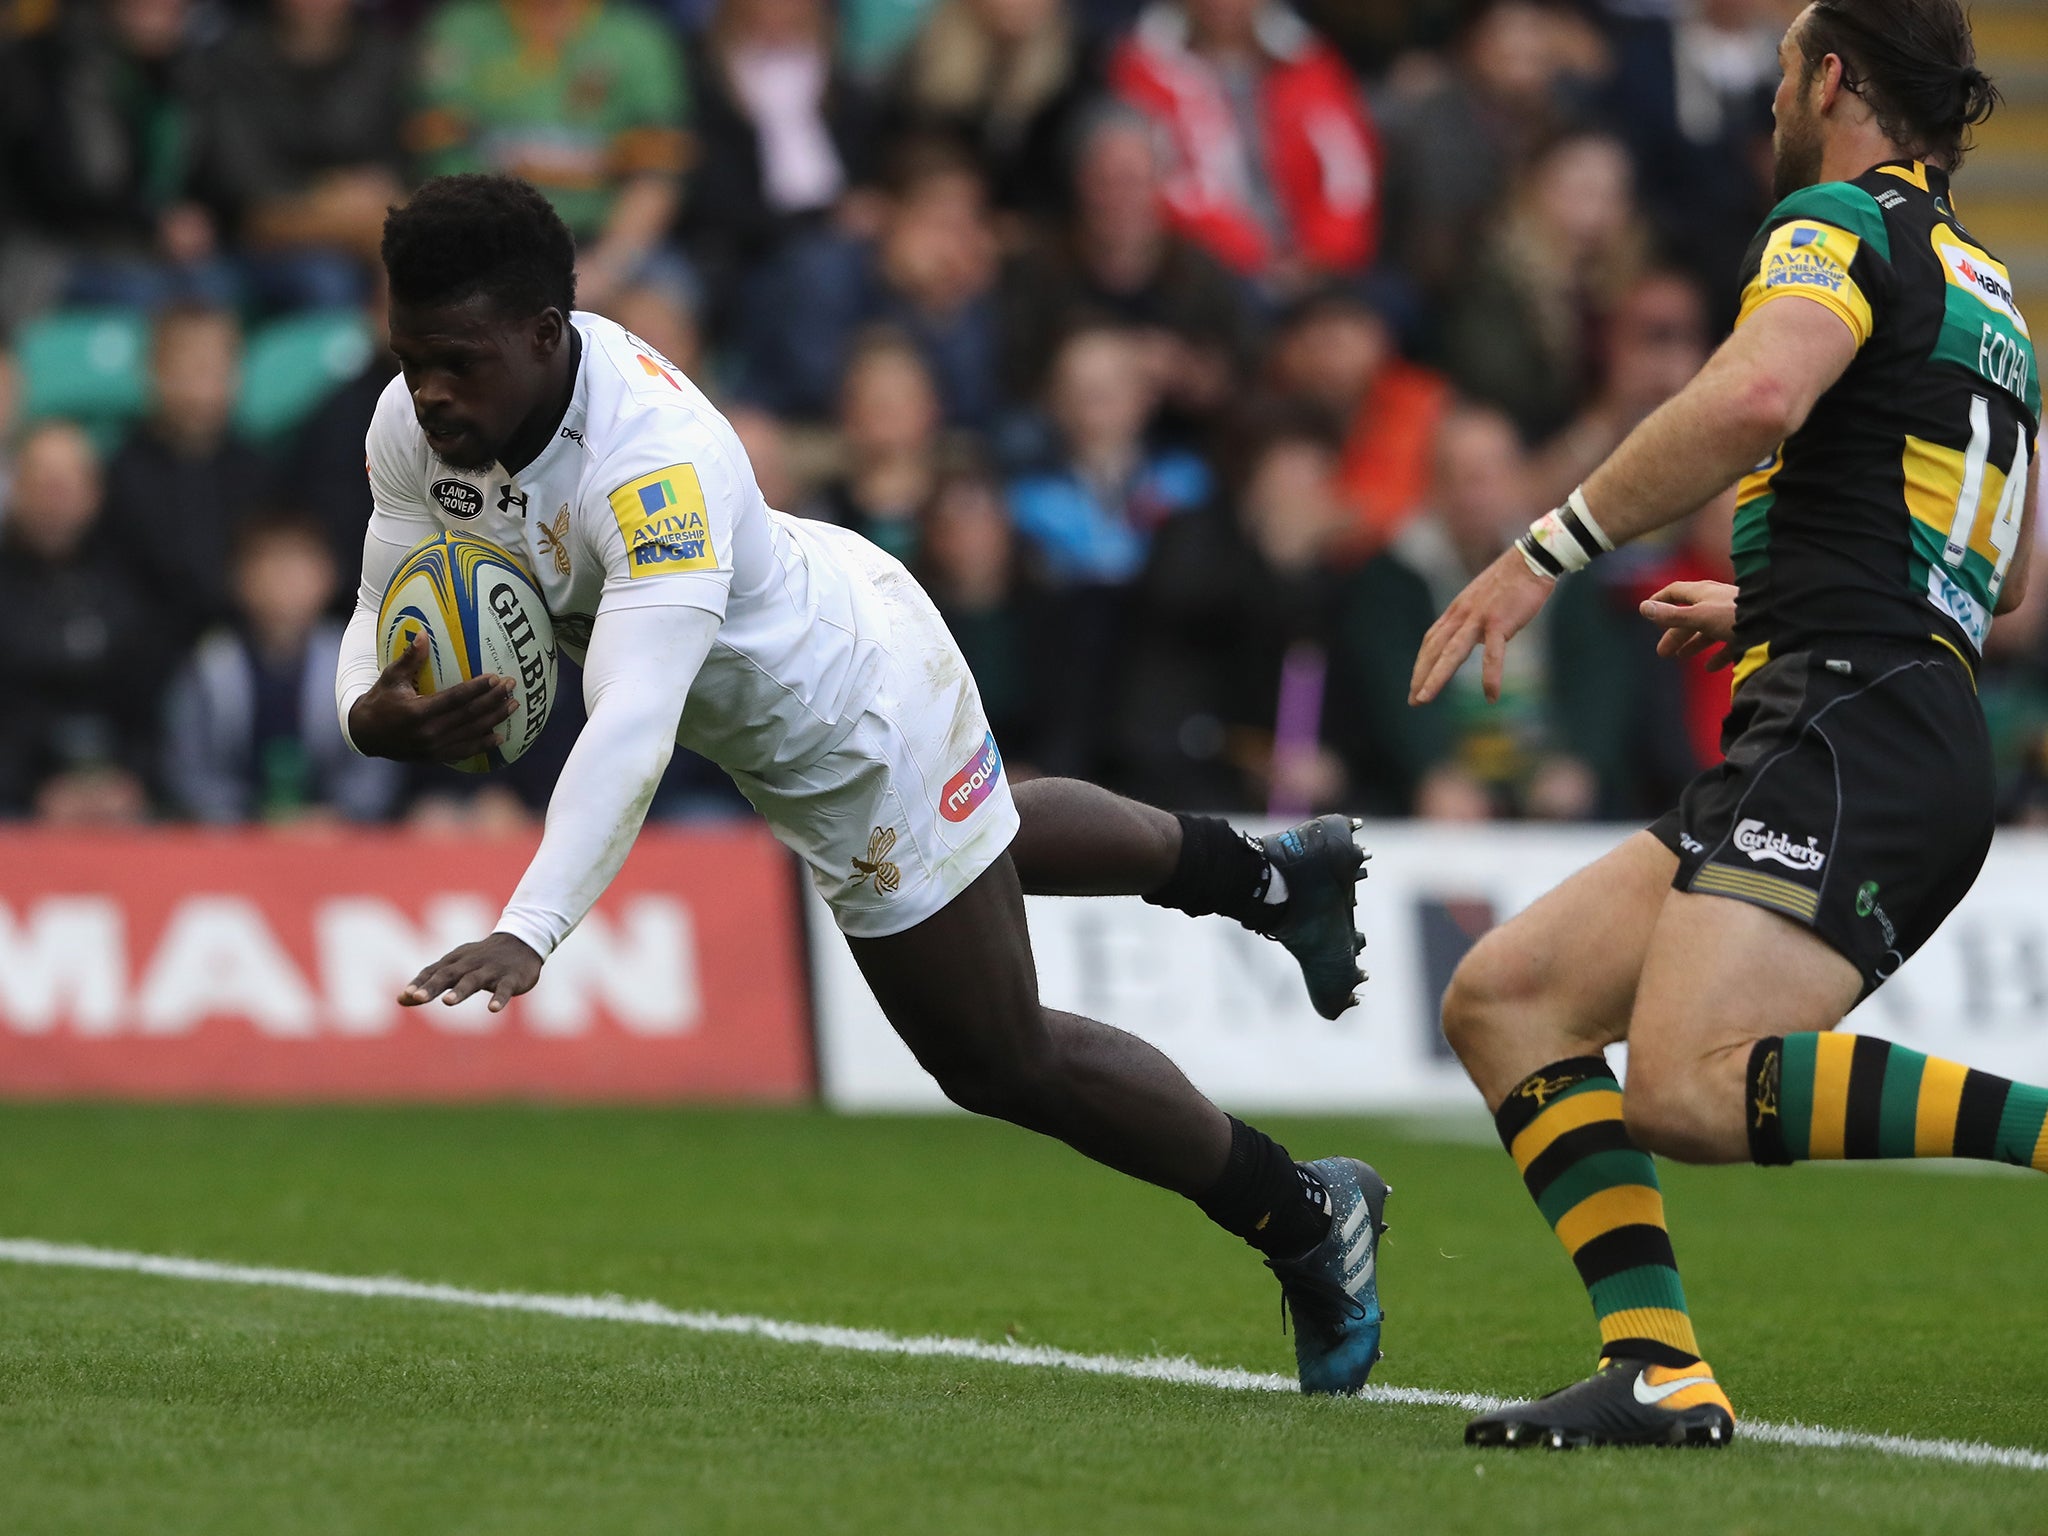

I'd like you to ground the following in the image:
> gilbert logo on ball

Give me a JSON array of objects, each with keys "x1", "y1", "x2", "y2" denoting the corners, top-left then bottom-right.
[{"x1": 377, "y1": 532, "x2": 557, "y2": 772}]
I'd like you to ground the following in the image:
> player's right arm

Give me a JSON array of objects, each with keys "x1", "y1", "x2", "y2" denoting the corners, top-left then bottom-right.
[
  {"x1": 1409, "y1": 296, "x2": 1858, "y2": 706},
  {"x1": 397, "y1": 423, "x2": 748, "y2": 1011},
  {"x1": 1411, "y1": 188, "x2": 1881, "y2": 706},
  {"x1": 335, "y1": 378, "x2": 516, "y2": 763}
]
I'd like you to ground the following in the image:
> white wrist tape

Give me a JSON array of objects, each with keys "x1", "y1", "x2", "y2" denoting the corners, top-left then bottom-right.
[{"x1": 1516, "y1": 488, "x2": 1615, "y2": 578}]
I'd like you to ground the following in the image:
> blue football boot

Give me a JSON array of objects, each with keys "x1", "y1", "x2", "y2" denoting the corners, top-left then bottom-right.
[
  {"x1": 1265, "y1": 1157, "x2": 1390, "y2": 1395},
  {"x1": 1252, "y1": 815, "x2": 1370, "y2": 1020}
]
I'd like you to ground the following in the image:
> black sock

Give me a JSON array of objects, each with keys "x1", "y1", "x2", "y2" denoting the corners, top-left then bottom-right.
[
  {"x1": 1195, "y1": 1117, "x2": 1332, "y2": 1258},
  {"x1": 1144, "y1": 814, "x2": 1272, "y2": 926}
]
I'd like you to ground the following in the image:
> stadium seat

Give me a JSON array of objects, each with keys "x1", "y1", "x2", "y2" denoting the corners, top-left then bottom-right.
[
  {"x1": 234, "y1": 309, "x2": 374, "y2": 443},
  {"x1": 17, "y1": 307, "x2": 151, "y2": 429}
]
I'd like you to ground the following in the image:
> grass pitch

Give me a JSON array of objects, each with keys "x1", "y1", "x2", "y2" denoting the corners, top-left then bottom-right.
[{"x1": 0, "y1": 1105, "x2": 2043, "y2": 1535}]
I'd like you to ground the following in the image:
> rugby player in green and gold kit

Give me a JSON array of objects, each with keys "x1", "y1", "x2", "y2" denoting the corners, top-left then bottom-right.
[{"x1": 1409, "y1": 0, "x2": 2041, "y2": 1447}]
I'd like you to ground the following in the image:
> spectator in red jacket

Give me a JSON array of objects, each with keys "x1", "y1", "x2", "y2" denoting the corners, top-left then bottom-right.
[
  {"x1": 1109, "y1": 0, "x2": 1379, "y2": 291},
  {"x1": 1267, "y1": 284, "x2": 1450, "y2": 560}
]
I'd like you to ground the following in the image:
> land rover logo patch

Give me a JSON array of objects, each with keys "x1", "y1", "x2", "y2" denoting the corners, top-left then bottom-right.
[{"x1": 432, "y1": 479, "x2": 483, "y2": 519}]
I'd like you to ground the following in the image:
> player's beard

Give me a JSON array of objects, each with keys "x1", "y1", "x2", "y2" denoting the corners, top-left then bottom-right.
[{"x1": 1773, "y1": 91, "x2": 1825, "y2": 201}]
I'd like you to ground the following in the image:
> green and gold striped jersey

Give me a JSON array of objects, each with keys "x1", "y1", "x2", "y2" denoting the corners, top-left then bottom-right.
[{"x1": 1728, "y1": 160, "x2": 2040, "y2": 683}]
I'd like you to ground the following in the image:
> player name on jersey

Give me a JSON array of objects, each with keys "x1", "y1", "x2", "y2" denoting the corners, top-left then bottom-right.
[{"x1": 1979, "y1": 323, "x2": 2031, "y2": 401}]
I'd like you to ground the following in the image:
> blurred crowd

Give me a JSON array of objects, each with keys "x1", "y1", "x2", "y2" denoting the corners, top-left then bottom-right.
[{"x1": 5, "y1": 0, "x2": 2048, "y2": 832}]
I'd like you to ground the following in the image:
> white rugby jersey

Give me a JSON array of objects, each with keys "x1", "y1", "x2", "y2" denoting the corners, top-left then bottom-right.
[{"x1": 348, "y1": 311, "x2": 890, "y2": 777}]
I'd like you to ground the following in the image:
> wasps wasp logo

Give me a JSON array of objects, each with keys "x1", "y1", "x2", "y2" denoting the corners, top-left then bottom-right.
[
  {"x1": 538, "y1": 505, "x2": 571, "y2": 577},
  {"x1": 850, "y1": 827, "x2": 901, "y2": 893}
]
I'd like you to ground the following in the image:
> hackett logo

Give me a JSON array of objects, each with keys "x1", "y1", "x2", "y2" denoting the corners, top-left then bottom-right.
[{"x1": 941, "y1": 734, "x2": 1004, "y2": 823}]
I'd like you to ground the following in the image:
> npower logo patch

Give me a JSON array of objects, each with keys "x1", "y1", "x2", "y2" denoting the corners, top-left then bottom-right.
[{"x1": 941, "y1": 733, "x2": 1004, "y2": 823}]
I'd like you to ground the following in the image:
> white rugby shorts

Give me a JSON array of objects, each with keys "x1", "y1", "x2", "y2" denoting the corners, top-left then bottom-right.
[{"x1": 726, "y1": 527, "x2": 1020, "y2": 939}]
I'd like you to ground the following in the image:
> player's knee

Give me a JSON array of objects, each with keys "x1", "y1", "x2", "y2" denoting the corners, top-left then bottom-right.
[
  {"x1": 929, "y1": 1060, "x2": 1019, "y2": 1120},
  {"x1": 1440, "y1": 936, "x2": 1544, "y2": 1064},
  {"x1": 917, "y1": 1027, "x2": 1060, "y2": 1124},
  {"x1": 1620, "y1": 1072, "x2": 1714, "y2": 1163}
]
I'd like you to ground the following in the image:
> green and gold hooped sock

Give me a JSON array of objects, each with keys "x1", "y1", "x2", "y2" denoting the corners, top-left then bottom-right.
[
  {"x1": 1495, "y1": 1058, "x2": 1702, "y2": 1368},
  {"x1": 1749, "y1": 1034, "x2": 2048, "y2": 1170}
]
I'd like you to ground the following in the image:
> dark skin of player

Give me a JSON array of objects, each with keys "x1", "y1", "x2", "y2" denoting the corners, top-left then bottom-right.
[{"x1": 366, "y1": 290, "x2": 1231, "y2": 1194}]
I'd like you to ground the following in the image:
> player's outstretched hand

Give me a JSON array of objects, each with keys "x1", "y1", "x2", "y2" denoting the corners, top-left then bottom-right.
[
  {"x1": 1410, "y1": 548, "x2": 1555, "y2": 706},
  {"x1": 348, "y1": 635, "x2": 517, "y2": 763},
  {"x1": 400, "y1": 932, "x2": 544, "y2": 1014},
  {"x1": 1640, "y1": 580, "x2": 1741, "y2": 670}
]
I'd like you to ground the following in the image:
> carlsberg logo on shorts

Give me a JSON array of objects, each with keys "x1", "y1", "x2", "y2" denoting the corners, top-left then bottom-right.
[
  {"x1": 1734, "y1": 818, "x2": 1827, "y2": 872},
  {"x1": 941, "y1": 733, "x2": 1003, "y2": 822}
]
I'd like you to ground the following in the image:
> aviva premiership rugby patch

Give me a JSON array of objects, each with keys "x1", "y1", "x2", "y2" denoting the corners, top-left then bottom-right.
[
  {"x1": 1741, "y1": 219, "x2": 1873, "y2": 347},
  {"x1": 608, "y1": 466, "x2": 718, "y2": 577}
]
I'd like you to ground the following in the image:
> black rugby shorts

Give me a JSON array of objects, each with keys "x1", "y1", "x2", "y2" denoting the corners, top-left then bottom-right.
[{"x1": 1649, "y1": 639, "x2": 1994, "y2": 995}]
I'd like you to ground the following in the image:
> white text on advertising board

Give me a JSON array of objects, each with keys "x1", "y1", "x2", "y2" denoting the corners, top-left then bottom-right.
[{"x1": 0, "y1": 895, "x2": 700, "y2": 1037}]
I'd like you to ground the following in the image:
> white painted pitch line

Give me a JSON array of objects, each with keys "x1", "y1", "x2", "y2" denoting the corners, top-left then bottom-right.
[{"x1": 1, "y1": 1238, "x2": 2041, "y2": 1473}]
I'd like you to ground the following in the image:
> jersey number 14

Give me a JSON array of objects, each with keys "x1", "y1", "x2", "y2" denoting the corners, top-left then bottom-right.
[{"x1": 1944, "y1": 393, "x2": 2030, "y2": 598}]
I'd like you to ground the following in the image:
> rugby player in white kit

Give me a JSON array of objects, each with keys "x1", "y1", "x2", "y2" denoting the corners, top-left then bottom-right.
[{"x1": 339, "y1": 175, "x2": 1384, "y2": 1394}]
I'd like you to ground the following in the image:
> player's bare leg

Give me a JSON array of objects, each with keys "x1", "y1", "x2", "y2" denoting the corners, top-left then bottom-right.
[
  {"x1": 1007, "y1": 778, "x2": 1370, "y2": 1019},
  {"x1": 1629, "y1": 887, "x2": 2048, "y2": 1162},
  {"x1": 1007, "y1": 778, "x2": 1181, "y2": 895},
  {"x1": 1620, "y1": 891, "x2": 1860, "y2": 1163},
  {"x1": 1440, "y1": 832, "x2": 1676, "y2": 1109},
  {"x1": 849, "y1": 851, "x2": 1389, "y2": 1394},
  {"x1": 1463, "y1": 847, "x2": 2048, "y2": 1447},
  {"x1": 1441, "y1": 831, "x2": 1736, "y2": 1447},
  {"x1": 850, "y1": 852, "x2": 1231, "y2": 1190}
]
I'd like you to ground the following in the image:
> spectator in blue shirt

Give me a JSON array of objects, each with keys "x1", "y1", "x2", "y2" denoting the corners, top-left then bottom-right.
[
  {"x1": 1005, "y1": 322, "x2": 1209, "y2": 587},
  {"x1": 1002, "y1": 321, "x2": 1209, "y2": 779}
]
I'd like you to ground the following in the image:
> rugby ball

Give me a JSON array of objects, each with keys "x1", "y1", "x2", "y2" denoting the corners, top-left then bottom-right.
[{"x1": 376, "y1": 532, "x2": 557, "y2": 772}]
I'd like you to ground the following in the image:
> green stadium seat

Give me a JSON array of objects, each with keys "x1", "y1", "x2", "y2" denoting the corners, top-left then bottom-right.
[
  {"x1": 234, "y1": 310, "x2": 374, "y2": 443},
  {"x1": 18, "y1": 307, "x2": 151, "y2": 428}
]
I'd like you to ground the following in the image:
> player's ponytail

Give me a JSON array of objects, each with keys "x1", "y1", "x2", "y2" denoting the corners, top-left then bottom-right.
[
  {"x1": 1953, "y1": 61, "x2": 2002, "y2": 146},
  {"x1": 1801, "y1": 0, "x2": 2000, "y2": 170}
]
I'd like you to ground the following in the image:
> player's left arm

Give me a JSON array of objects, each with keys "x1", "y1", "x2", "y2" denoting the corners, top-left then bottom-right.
[
  {"x1": 1410, "y1": 295, "x2": 1860, "y2": 705},
  {"x1": 400, "y1": 430, "x2": 745, "y2": 1011}
]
